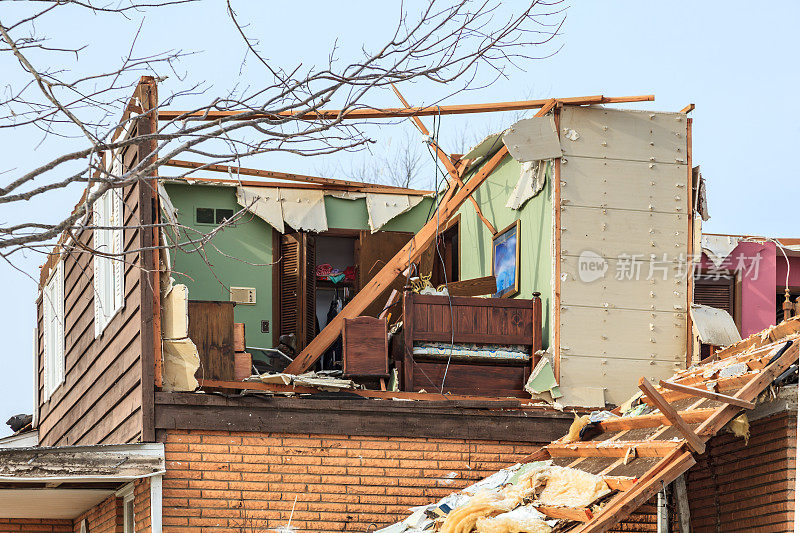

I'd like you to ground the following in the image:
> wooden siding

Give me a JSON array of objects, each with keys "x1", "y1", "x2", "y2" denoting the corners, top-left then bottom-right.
[{"x1": 35, "y1": 106, "x2": 158, "y2": 446}]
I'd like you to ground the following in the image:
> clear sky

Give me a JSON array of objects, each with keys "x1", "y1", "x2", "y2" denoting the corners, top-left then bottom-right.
[{"x1": 2, "y1": 1, "x2": 799, "y2": 436}]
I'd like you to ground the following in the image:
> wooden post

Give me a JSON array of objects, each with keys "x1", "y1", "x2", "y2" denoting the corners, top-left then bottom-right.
[
  {"x1": 783, "y1": 288, "x2": 793, "y2": 321},
  {"x1": 402, "y1": 286, "x2": 415, "y2": 392},
  {"x1": 638, "y1": 378, "x2": 706, "y2": 454},
  {"x1": 673, "y1": 474, "x2": 692, "y2": 533},
  {"x1": 532, "y1": 291, "x2": 542, "y2": 369}
]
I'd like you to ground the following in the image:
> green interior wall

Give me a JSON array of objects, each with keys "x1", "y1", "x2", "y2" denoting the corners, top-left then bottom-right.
[
  {"x1": 455, "y1": 156, "x2": 554, "y2": 348},
  {"x1": 163, "y1": 183, "x2": 431, "y2": 350},
  {"x1": 165, "y1": 183, "x2": 276, "y2": 348}
]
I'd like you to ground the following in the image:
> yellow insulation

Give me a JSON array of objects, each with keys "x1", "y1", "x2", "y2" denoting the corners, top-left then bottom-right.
[
  {"x1": 536, "y1": 466, "x2": 611, "y2": 508},
  {"x1": 563, "y1": 414, "x2": 590, "y2": 443},
  {"x1": 475, "y1": 507, "x2": 552, "y2": 533}
]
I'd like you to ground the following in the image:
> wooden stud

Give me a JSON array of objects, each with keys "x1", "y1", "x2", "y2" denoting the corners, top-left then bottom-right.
[
  {"x1": 680, "y1": 103, "x2": 695, "y2": 114},
  {"x1": 658, "y1": 380, "x2": 754, "y2": 409},
  {"x1": 545, "y1": 440, "x2": 679, "y2": 458},
  {"x1": 637, "y1": 378, "x2": 705, "y2": 454},
  {"x1": 390, "y1": 84, "x2": 498, "y2": 235},
  {"x1": 553, "y1": 105, "x2": 563, "y2": 383},
  {"x1": 158, "y1": 94, "x2": 655, "y2": 121}
]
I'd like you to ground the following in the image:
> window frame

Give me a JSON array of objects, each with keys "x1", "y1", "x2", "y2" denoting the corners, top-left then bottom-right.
[{"x1": 42, "y1": 260, "x2": 65, "y2": 401}]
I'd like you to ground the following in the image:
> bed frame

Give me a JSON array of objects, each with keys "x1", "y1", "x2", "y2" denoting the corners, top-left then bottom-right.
[{"x1": 400, "y1": 291, "x2": 542, "y2": 397}]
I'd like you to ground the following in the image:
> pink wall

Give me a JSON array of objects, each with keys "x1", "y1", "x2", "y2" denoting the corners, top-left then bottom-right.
[
  {"x1": 700, "y1": 241, "x2": 776, "y2": 337},
  {"x1": 775, "y1": 253, "x2": 800, "y2": 289}
]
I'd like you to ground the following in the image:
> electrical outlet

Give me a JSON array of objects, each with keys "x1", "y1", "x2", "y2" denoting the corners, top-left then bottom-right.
[{"x1": 261, "y1": 320, "x2": 269, "y2": 333}]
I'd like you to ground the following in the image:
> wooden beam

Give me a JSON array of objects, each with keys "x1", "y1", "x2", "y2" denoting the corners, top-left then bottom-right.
[
  {"x1": 164, "y1": 159, "x2": 432, "y2": 195},
  {"x1": 658, "y1": 380, "x2": 755, "y2": 409},
  {"x1": 545, "y1": 441, "x2": 679, "y2": 458},
  {"x1": 158, "y1": 94, "x2": 655, "y2": 121},
  {"x1": 390, "y1": 83, "x2": 499, "y2": 235},
  {"x1": 283, "y1": 137, "x2": 521, "y2": 374},
  {"x1": 196, "y1": 378, "x2": 570, "y2": 410},
  {"x1": 638, "y1": 378, "x2": 705, "y2": 454},
  {"x1": 599, "y1": 408, "x2": 715, "y2": 432},
  {"x1": 680, "y1": 103, "x2": 695, "y2": 114}
]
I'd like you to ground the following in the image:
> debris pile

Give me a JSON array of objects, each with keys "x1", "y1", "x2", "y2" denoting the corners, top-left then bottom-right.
[{"x1": 378, "y1": 461, "x2": 615, "y2": 533}]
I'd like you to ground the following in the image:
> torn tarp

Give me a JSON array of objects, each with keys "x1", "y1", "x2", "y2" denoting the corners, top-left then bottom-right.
[
  {"x1": 366, "y1": 193, "x2": 424, "y2": 233},
  {"x1": 236, "y1": 185, "x2": 428, "y2": 234}
]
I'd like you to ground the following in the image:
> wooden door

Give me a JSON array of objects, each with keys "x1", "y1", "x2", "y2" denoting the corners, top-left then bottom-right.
[
  {"x1": 358, "y1": 230, "x2": 413, "y2": 318},
  {"x1": 279, "y1": 232, "x2": 316, "y2": 350}
]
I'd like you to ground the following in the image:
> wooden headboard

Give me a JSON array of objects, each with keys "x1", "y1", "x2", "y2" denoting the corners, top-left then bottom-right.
[{"x1": 400, "y1": 292, "x2": 542, "y2": 397}]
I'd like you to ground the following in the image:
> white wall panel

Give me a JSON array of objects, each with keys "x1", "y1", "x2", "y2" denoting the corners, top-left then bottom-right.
[
  {"x1": 560, "y1": 106, "x2": 687, "y2": 164},
  {"x1": 560, "y1": 157, "x2": 686, "y2": 212}
]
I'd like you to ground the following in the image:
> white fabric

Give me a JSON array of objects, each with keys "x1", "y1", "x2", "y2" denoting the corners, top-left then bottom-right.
[
  {"x1": 701, "y1": 235, "x2": 741, "y2": 267},
  {"x1": 506, "y1": 160, "x2": 548, "y2": 210},
  {"x1": 236, "y1": 186, "x2": 285, "y2": 233},
  {"x1": 280, "y1": 188, "x2": 328, "y2": 232},
  {"x1": 365, "y1": 193, "x2": 423, "y2": 232}
]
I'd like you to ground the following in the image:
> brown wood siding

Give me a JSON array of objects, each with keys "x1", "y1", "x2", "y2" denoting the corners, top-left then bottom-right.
[{"x1": 36, "y1": 132, "x2": 154, "y2": 447}]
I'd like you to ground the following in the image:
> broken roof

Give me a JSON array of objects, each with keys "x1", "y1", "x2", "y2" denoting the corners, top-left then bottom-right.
[{"x1": 379, "y1": 317, "x2": 800, "y2": 532}]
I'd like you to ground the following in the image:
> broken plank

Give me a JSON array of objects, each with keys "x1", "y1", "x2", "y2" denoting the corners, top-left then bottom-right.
[
  {"x1": 443, "y1": 275, "x2": 497, "y2": 297},
  {"x1": 536, "y1": 505, "x2": 593, "y2": 522},
  {"x1": 696, "y1": 341, "x2": 798, "y2": 436},
  {"x1": 658, "y1": 380, "x2": 754, "y2": 409},
  {"x1": 599, "y1": 409, "x2": 715, "y2": 432},
  {"x1": 545, "y1": 441, "x2": 679, "y2": 458},
  {"x1": 603, "y1": 476, "x2": 636, "y2": 492},
  {"x1": 638, "y1": 378, "x2": 705, "y2": 454}
]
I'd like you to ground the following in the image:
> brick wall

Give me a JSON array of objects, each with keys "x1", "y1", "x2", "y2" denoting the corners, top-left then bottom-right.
[
  {"x1": 72, "y1": 495, "x2": 119, "y2": 533},
  {"x1": 162, "y1": 429, "x2": 547, "y2": 532},
  {"x1": 0, "y1": 519, "x2": 72, "y2": 533},
  {"x1": 687, "y1": 411, "x2": 797, "y2": 532},
  {"x1": 133, "y1": 479, "x2": 151, "y2": 533}
]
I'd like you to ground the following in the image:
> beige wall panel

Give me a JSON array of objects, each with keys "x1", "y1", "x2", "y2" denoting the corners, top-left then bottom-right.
[
  {"x1": 559, "y1": 354, "x2": 682, "y2": 406},
  {"x1": 561, "y1": 157, "x2": 686, "y2": 212},
  {"x1": 560, "y1": 205, "x2": 688, "y2": 259},
  {"x1": 560, "y1": 106, "x2": 687, "y2": 164},
  {"x1": 560, "y1": 305, "x2": 686, "y2": 362},
  {"x1": 560, "y1": 256, "x2": 687, "y2": 312}
]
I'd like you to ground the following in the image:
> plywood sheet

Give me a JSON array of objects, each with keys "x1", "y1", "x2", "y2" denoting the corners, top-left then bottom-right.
[
  {"x1": 560, "y1": 256, "x2": 687, "y2": 313},
  {"x1": 560, "y1": 157, "x2": 686, "y2": 212},
  {"x1": 559, "y1": 305, "x2": 686, "y2": 362},
  {"x1": 560, "y1": 106, "x2": 688, "y2": 164},
  {"x1": 559, "y1": 354, "x2": 682, "y2": 406},
  {"x1": 560, "y1": 205, "x2": 688, "y2": 259}
]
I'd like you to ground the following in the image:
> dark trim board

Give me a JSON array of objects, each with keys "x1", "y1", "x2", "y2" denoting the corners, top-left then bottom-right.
[{"x1": 154, "y1": 392, "x2": 572, "y2": 442}]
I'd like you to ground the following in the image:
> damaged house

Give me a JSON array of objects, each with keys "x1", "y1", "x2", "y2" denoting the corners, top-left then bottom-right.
[{"x1": 3, "y1": 77, "x2": 795, "y2": 533}]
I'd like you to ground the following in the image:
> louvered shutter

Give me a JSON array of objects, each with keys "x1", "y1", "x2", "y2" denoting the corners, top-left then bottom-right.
[
  {"x1": 303, "y1": 233, "x2": 316, "y2": 347},
  {"x1": 694, "y1": 278, "x2": 735, "y2": 316},
  {"x1": 279, "y1": 232, "x2": 316, "y2": 350},
  {"x1": 112, "y1": 187, "x2": 124, "y2": 311},
  {"x1": 280, "y1": 233, "x2": 302, "y2": 344},
  {"x1": 93, "y1": 192, "x2": 107, "y2": 337}
]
